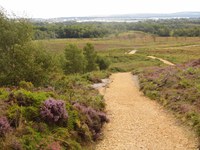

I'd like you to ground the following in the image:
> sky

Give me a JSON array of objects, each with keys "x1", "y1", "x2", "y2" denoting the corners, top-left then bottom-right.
[{"x1": 0, "y1": 0, "x2": 200, "y2": 18}]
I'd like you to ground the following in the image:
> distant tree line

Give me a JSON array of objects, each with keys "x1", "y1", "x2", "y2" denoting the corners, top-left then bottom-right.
[
  {"x1": 126, "y1": 19, "x2": 200, "y2": 37},
  {"x1": 33, "y1": 22, "x2": 123, "y2": 39},
  {"x1": 33, "y1": 19, "x2": 200, "y2": 39}
]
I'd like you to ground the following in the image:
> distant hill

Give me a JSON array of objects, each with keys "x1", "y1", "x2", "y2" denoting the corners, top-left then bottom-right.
[{"x1": 32, "y1": 12, "x2": 200, "y2": 23}]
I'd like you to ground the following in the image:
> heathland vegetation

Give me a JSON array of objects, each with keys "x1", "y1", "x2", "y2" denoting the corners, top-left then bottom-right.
[
  {"x1": 0, "y1": 11, "x2": 110, "y2": 149},
  {"x1": 1, "y1": 9, "x2": 200, "y2": 149}
]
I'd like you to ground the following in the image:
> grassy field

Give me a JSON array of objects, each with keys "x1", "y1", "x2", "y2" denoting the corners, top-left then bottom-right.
[{"x1": 37, "y1": 31, "x2": 200, "y2": 72}]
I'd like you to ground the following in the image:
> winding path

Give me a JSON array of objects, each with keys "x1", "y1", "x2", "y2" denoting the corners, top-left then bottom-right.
[
  {"x1": 95, "y1": 72, "x2": 197, "y2": 150},
  {"x1": 147, "y1": 56, "x2": 175, "y2": 66}
]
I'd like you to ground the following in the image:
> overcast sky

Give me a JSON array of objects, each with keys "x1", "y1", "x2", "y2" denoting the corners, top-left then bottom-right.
[{"x1": 0, "y1": 0, "x2": 200, "y2": 18}]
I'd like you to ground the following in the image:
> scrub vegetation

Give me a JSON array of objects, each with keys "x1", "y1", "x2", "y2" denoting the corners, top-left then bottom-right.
[{"x1": 1, "y1": 8, "x2": 200, "y2": 149}]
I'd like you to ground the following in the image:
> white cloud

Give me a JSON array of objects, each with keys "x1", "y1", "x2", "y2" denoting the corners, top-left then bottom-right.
[{"x1": 0, "y1": 0, "x2": 200, "y2": 18}]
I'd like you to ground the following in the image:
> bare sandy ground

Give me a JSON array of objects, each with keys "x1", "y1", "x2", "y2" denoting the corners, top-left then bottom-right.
[
  {"x1": 128, "y1": 50, "x2": 137, "y2": 55},
  {"x1": 147, "y1": 56, "x2": 175, "y2": 66},
  {"x1": 95, "y1": 72, "x2": 197, "y2": 150}
]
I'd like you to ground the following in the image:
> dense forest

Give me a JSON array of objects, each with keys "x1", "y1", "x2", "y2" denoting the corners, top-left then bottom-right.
[{"x1": 33, "y1": 19, "x2": 200, "y2": 39}]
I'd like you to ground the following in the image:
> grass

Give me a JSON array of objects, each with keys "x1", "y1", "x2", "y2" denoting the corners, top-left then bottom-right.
[{"x1": 36, "y1": 31, "x2": 200, "y2": 67}]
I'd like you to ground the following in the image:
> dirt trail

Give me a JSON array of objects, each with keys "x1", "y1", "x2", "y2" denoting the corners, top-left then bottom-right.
[
  {"x1": 95, "y1": 72, "x2": 197, "y2": 150},
  {"x1": 128, "y1": 50, "x2": 137, "y2": 55},
  {"x1": 147, "y1": 56, "x2": 175, "y2": 66}
]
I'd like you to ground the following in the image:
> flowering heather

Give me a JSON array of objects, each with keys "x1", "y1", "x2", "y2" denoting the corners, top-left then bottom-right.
[
  {"x1": 40, "y1": 98, "x2": 68, "y2": 123},
  {"x1": 73, "y1": 102, "x2": 108, "y2": 140},
  {"x1": 73, "y1": 102, "x2": 109, "y2": 123},
  {"x1": 0, "y1": 116, "x2": 12, "y2": 136}
]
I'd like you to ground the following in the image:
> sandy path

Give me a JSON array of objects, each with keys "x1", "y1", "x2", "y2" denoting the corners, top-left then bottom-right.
[
  {"x1": 128, "y1": 50, "x2": 137, "y2": 55},
  {"x1": 147, "y1": 56, "x2": 175, "y2": 66},
  {"x1": 95, "y1": 72, "x2": 197, "y2": 150}
]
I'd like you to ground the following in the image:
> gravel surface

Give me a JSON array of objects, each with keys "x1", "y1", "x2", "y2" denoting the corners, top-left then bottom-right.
[{"x1": 95, "y1": 72, "x2": 197, "y2": 150}]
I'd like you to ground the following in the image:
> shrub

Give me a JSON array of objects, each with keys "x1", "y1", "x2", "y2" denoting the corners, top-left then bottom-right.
[
  {"x1": 7, "y1": 105, "x2": 21, "y2": 128},
  {"x1": 0, "y1": 116, "x2": 12, "y2": 136},
  {"x1": 11, "y1": 89, "x2": 48, "y2": 107},
  {"x1": 96, "y1": 56, "x2": 110, "y2": 70},
  {"x1": 40, "y1": 98, "x2": 68, "y2": 123},
  {"x1": 0, "y1": 88, "x2": 9, "y2": 100},
  {"x1": 19, "y1": 81, "x2": 34, "y2": 90},
  {"x1": 21, "y1": 106, "x2": 40, "y2": 121},
  {"x1": 73, "y1": 102, "x2": 108, "y2": 140}
]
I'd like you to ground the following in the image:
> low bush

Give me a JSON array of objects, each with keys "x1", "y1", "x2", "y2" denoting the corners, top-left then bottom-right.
[
  {"x1": 73, "y1": 102, "x2": 108, "y2": 140},
  {"x1": 0, "y1": 69, "x2": 108, "y2": 149},
  {"x1": 19, "y1": 81, "x2": 34, "y2": 90},
  {"x1": 96, "y1": 56, "x2": 110, "y2": 70},
  {"x1": 40, "y1": 98, "x2": 68, "y2": 124}
]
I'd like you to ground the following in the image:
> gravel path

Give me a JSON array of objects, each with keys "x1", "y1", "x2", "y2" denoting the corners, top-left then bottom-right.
[{"x1": 95, "y1": 72, "x2": 197, "y2": 150}]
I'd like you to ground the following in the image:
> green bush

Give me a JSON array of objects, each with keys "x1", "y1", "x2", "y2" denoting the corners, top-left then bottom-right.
[
  {"x1": 0, "y1": 88, "x2": 9, "y2": 100},
  {"x1": 13, "y1": 89, "x2": 49, "y2": 107},
  {"x1": 7, "y1": 104, "x2": 21, "y2": 128},
  {"x1": 96, "y1": 56, "x2": 110, "y2": 70},
  {"x1": 19, "y1": 81, "x2": 34, "y2": 90},
  {"x1": 0, "y1": 11, "x2": 55, "y2": 86}
]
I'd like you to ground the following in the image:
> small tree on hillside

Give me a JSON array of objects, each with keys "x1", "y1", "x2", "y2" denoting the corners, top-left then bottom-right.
[
  {"x1": 64, "y1": 44, "x2": 86, "y2": 74},
  {"x1": 83, "y1": 43, "x2": 98, "y2": 72}
]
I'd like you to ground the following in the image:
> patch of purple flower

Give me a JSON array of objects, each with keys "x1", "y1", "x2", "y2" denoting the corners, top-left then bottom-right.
[
  {"x1": 0, "y1": 116, "x2": 12, "y2": 136},
  {"x1": 40, "y1": 98, "x2": 68, "y2": 123},
  {"x1": 73, "y1": 102, "x2": 108, "y2": 140}
]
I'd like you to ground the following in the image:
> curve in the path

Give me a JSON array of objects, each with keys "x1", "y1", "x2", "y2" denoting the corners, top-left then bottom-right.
[
  {"x1": 147, "y1": 56, "x2": 175, "y2": 66},
  {"x1": 96, "y1": 72, "x2": 197, "y2": 150}
]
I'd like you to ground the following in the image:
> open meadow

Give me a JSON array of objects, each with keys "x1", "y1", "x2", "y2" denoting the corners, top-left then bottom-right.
[{"x1": 38, "y1": 31, "x2": 200, "y2": 72}]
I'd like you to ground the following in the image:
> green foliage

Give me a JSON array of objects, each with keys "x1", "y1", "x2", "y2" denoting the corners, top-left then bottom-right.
[
  {"x1": 21, "y1": 106, "x2": 40, "y2": 121},
  {"x1": 20, "y1": 126, "x2": 43, "y2": 150},
  {"x1": 0, "y1": 88, "x2": 9, "y2": 100},
  {"x1": 13, "y1": 89, "x2": 49, "y2": 107},
  {"x1": 7, "y1": 104, "x2": 21, "y2": 128},
  {"x1": 96, "y1": 56, "x2": 110, "y2": 70},
  {"x1": 64, "y1": 44, "x2": 86, "y2": 74},
  {"x1": 19, "y1": 81, "x2": 34, "y2": 90},
  {"x1": 0, "y1": 11, "x2": 55, "y2": 86},
  {"x1": 67, "y1": 109, "x2": 79, "y2": 130},
  {"x1": 84, "y1": 43, "x2": 98, "y2": 72},
  {"x1": 33, "y1": 19, "x2": 200, "y2": 40}
]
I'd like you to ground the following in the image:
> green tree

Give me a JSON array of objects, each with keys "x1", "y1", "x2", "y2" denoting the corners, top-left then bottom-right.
[
  {"x1": 0, "y1": 11, "x2": 53, "y2": 86},
  {"x1": 64, "y1": 44, "x2": 86, "y2": 74},
  {"x1": 83, "y1": 43, "x2": 98, "y2": 72}
]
